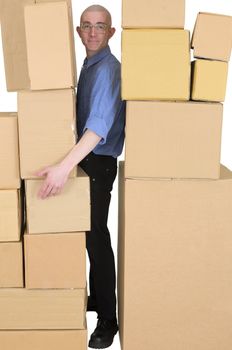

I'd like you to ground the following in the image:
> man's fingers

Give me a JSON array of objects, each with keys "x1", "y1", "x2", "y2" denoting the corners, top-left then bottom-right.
[
  {"x1": 36, "y1": 165, "x2": 66, "y2": 199},
  {"x1": 50, "y1": 186, "x2": 61, "y2": 196},
  {"x1": 38, "y1": 182, "x2": 53, "y2": 199},
  {"x1": 42, "y1": 184, "x2": 53, "y2": 199}
]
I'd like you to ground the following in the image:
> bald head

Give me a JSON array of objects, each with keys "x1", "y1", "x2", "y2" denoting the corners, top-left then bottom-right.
[{"x1": 80, "y1": 5, "x2": 112, "y2": 26}]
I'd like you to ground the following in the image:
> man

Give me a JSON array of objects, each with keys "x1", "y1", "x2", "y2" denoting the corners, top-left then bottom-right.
[{"x1": 36, "y1": 4, "x2": 125, "y2": 349}]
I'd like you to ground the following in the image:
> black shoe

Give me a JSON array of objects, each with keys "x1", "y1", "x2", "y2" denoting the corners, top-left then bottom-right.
[
  {"x1": 87, "y1": 296, "x2": 97, "y2": 312},
  {"x1": 88, "y1": 317, "x2": 118, "y2": 349}
]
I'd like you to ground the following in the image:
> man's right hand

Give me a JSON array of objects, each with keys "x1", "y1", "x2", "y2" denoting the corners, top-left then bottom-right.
[{"x1": 35, "y1": 163, "x2": 70, "y2": 199}]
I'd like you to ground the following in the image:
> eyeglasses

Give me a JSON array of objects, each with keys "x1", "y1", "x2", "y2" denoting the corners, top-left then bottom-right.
[{"x1": 80, "y1": 22, "x2": 109, "y2": 33}]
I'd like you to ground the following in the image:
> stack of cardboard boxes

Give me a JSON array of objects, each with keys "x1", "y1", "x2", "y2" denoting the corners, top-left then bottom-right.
[
  {"x1": 0, "y1": 1, "x2": 90, "y2": 349},
  {"x1": 0, "y1": 112, "x2": 23, "y2": 289},
  {"x1": 191, "y1": 12, "x2": 232, "y2": 102},
  {"x1": 119, "y1": 1, "x2": 232, "y2": 349}
]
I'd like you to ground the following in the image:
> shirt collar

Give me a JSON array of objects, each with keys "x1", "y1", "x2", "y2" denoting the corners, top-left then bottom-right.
[{"x1": 84, "y1": 45, "x2": 111, "y2": 68}]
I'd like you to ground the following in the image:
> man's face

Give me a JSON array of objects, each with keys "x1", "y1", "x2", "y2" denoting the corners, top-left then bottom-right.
[{"x1": 76, "y1": 10, "x2": 115, "y2": 57}]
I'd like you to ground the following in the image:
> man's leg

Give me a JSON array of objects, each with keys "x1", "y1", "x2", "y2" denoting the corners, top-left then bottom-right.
[
  {"x1": 87, "y1": 185, "x2": 116, "y2": 320},
  {"x1": 80, "y1": 152, "x2": 117, "y2": 320}
]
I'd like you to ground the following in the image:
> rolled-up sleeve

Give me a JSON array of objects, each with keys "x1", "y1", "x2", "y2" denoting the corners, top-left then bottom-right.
[{"x1": 83, "y1": 63, "x2": 121, "y2": 145}]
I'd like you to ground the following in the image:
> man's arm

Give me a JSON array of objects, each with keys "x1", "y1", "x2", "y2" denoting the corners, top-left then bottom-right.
[{"x1": 36, "y1": 129, "x2": 101, "y2": 199}]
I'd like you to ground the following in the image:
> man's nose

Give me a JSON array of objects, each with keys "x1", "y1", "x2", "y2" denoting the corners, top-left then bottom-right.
[{"x1": 90, "y1": 26, "x2": 96, "y2": 35}]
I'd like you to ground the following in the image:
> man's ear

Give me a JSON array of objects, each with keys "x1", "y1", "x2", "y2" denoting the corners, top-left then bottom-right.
[
  {"x1": 109, "y1": 27, "x2": 116, "y2": 39},
  {"x1": 76, "y1": 26, "x2": 81, "y2": 37}
]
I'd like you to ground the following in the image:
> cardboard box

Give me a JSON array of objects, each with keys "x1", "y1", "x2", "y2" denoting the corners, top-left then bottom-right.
[
  {"x1": 0, "y1": 0, "x2": 34, "y2": 91},
  {"x1": 125, "y1": 101, "x2": 222, "y2": 179},
  {"x1": 191, "y1": 12, "x2": 232, "y2": 61},
  {"x1": 18, "y1": 89, "x2": 76, "y2": 179},
  {"x1": 24, "y1": 232, "x2": 86, "y2": 289},
  {"x1": 191, "y1": 59, "x2": 228, "y2": 102},
  {"x1": 122, "y1": 30, "x2": 190, "y2": 100},
  {"x1": 0, "y1": 0, "x2": 76, "y2": 91},
  {"x1": 0, "y1": 113, "x2": 20, "y2": 189},
  {"x1": 0, "y1": 288, "x2": 86, "y2": 329},
  {"x1": 35, "y1": 0, "x2": 77, "y2": 87},
  {"x1": 122, "y1": 0, "x2": 185, "y2": 28},
  {"x1": 0, "y1": 329, "x2": 87, "y2": 350},
  {"x1": 0, "y1": 190, "x2": 21, "y2": 242},
  {"x1": 118, "y1": 162, "x2": 232, "y2": 350},
  {"x1": 26, "y1": 168, "x2": 90, "y2": 233},
  {"x1": 24, "y1": 1, "x2": 76, "y2": 90},
  {"x1": 0, "y1": 241, "x2": 23, "y2": 287}
]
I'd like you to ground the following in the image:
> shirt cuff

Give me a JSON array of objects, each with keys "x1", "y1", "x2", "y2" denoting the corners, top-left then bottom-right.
[{"x1": 84, "y1": 115, "x2": 108, "y2": 145}]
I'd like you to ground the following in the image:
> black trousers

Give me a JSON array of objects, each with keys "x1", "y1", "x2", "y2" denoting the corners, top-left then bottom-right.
[{"x1": 79, "y1": 152, "x2": 117, "y2": 320}]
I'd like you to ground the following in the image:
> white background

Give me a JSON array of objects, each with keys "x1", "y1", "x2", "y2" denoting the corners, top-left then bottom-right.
[{"x1": 1, "y1": 1, "x2": 232, "y2": 349}]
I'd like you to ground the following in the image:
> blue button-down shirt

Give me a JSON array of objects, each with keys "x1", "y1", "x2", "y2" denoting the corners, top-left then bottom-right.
[{"x1": 76, "y1": 45, "x2": 126, "y2": 158}]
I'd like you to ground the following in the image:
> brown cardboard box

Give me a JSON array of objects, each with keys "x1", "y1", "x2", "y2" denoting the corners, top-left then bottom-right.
[
  {"x1": 26, "y1": 168, "x2": 90, "y2": 233},
  {"x1": 191, "y1": 59, "x2": 228, "y2": 102},
  {"x1": 191, "y1": 12, "x2": 232, "y2": 61},
  {"x1": 0, "y1": 329, "x2": 87, "y2": 350},
  {"x1": 118, "y1": 162, "x2": 232, "y2": 350},
  {"x1": 0, "y1": 190, "x2": 21, "y2": 241},
  {"x1": 24, "y1": 232, "x2": 86, "y2": 289},
  {"x1": 35, "y1": 0, "x2": 77, "y2": 86},
  {"x1": 24, "y1": 1, "x2": 76, "y2": 90},
  {"x1": 0, "y1": 288, "x2": 87, "y2": 329},
  {"x1": 18, "y1": 89, "x2": 76, "y2": 179},
  {"x1": 0, "y1": 241, "x2": 23, "y2": 287},
  {"x1": 0, "y1": 0, "x2": 34, "y2": 91},
  {"x1": 122, "y1": 0, "x2": 185, "y2": 28},
  {"x1": 0, "y1": 113, "x2": 20, "y2": 189},
  {"x1": 122, "y1": 29, "x2": 190, "y2": 100},
  {"x1": 125, "y1": 101, "x2": 222, "y2": 179},
  {"x1": 0, "y1": 0, "x2": 76, "y2": 91}
]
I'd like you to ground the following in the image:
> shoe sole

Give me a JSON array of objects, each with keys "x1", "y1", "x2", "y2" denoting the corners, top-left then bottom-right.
[
  {"x1": 88, "y1": 339, "x2": 114, "y2": 349},
  {"x1": 88, "y1": 330, "x2": 118, "y2": 349}
]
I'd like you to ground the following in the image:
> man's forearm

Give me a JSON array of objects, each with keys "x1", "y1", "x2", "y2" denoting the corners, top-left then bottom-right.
[{"x1": 60, "y1": 129, "x2": 101, "y2": 173}]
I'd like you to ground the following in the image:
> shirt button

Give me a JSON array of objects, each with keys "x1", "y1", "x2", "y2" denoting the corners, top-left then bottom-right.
[{"x1": 92, "y1": 178, "x2": 96, "y2": 182}]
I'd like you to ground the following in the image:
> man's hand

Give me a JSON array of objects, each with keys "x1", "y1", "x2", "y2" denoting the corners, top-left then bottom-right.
[
  {"x1": 35, "y1": 129, "x2": 101, "y2": 199},
  {"x1": 36, "y1": 164, "x2": 70, "y2": 199}
]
